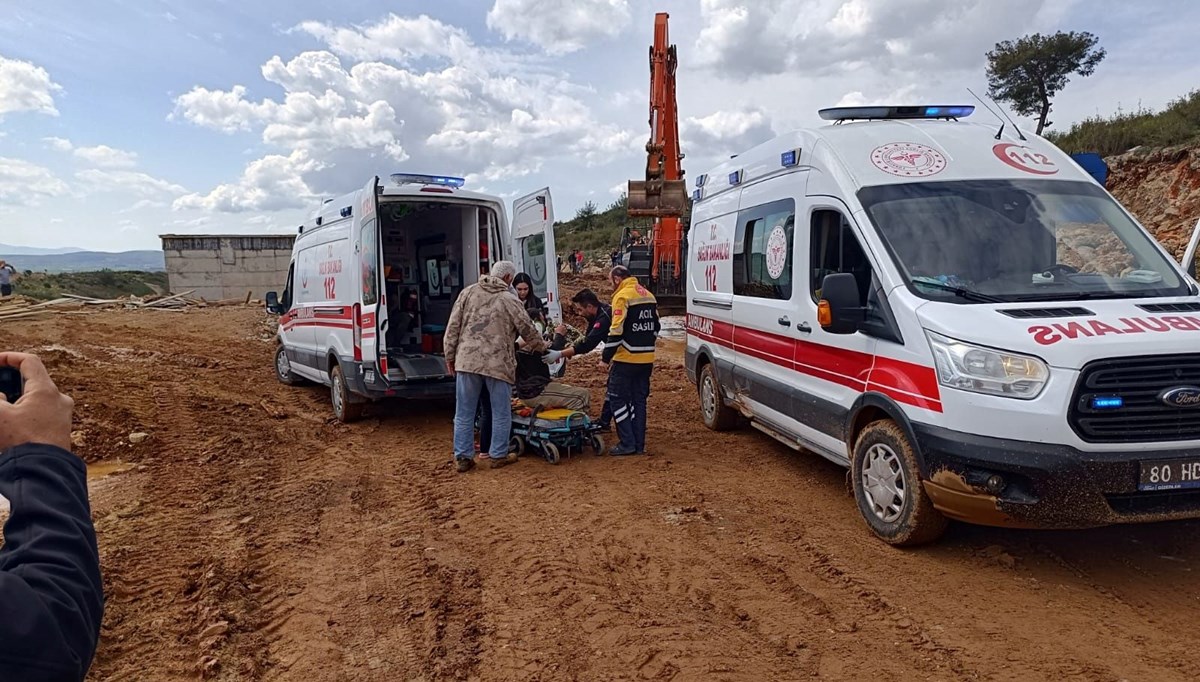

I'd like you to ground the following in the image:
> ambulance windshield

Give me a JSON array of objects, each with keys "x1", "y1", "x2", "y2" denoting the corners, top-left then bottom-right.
[{"x1": 858, "y1": 179, "x2": 1191, "y2": 303}]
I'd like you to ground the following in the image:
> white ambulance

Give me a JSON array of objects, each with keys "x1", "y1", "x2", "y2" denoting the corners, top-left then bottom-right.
[
  {"x1": 266, "y1": 174, "x2": 561, "y2": 422},
  {"x1": 685, "y1": 105, "x2": 1200, "y2": 545}
]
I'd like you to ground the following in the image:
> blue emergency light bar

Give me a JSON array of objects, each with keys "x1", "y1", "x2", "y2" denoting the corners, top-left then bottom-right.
[
  {"x1": 692, "y1": 189, "x2": 702, "y2": 201},
  {"x1": 818, "y1": 105, "x2": 975, "y2": 122},
  {"x1": 780, "y1": 148, "x2": 801, "y2": 167},
  {"x1": 390, "y1": 173, "x2": 466, "y2": 188},
  {"x1": 695, "y1": 173, "x2": 708, "y2": 187},
  {"x1": 728, "y1": 170, "x2": 742, "y2": 186}
]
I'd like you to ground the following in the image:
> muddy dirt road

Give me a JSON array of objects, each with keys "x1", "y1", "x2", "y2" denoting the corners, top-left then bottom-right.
[{"x1": 4, "y1": 301, "x2": 1200, "y2": 681}]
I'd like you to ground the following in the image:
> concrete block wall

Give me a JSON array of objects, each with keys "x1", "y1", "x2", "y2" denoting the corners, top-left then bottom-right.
[{"x1": 160, "y1": 235, "x2": 296, "y2": 301}]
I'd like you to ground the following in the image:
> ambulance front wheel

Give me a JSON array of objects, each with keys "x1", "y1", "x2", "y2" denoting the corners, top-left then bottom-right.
[
  {"x1": 331, "y1": 364, "x2": 365, "y2": 423},
  {"x1": 851, "y1": 420, "x2": 948, "y2": 547},
  {"x1": 275, "y1": 345, "x2": 306, "y2": 386},
  {"x1": 698, "y1": 363, "x2": 738, "y2": 431}
]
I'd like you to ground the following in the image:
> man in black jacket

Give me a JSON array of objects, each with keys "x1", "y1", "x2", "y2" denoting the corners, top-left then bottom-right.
[
  {"x1": 0, "y1": 352, "x2": 103, "y2": 682},
  {"x1": 542, "y1": 288, "x2": 613, "y2": 428}
]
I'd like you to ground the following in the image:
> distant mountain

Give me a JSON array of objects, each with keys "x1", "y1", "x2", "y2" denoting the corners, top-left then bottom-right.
[
  {"x1": 0, "y1": 250, "x2": 164, "y2": 273},
  {"x1": 0, "y1": 243, "x2": 86, "y2": 256}
]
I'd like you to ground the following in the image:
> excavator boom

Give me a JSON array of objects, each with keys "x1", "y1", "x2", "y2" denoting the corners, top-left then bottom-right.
[{"x1": 625, "y1": 12, "x2": 687, "y2": 313}]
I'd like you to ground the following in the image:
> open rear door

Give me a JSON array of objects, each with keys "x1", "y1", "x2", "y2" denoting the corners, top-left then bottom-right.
[
  {"x1": 511, "y1": 188, "x2": 562, "y2": 323},
  {"x1": 1180, "y1": 216, "x2": 1200, "y2": 279},
  {"x1": 357, "y1": 176, "x2": 386, "y2": 382}
]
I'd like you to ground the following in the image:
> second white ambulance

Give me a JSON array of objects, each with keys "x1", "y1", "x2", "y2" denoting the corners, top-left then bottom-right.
[
  {"x1": 267, "y1": 174, "x2": 560, "y2": 422},
  {"x1": 685, "y1": 105, "x2": 1200, "y2": 545}
]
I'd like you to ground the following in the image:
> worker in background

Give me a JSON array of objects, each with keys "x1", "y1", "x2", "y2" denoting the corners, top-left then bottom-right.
[
  {"x1": 445, "y1": 260, "x2": 546, "y2": 473},
  {"x1": 0, "y1": 352, "x2": 104, "y2": 681},
  {"x1": 600, "y1": 265, "x2": 659, "y2": 456},
  {"x1": 542, "y1": 288, "x2": 614, "y2": 428},
  {"x1": 0, "y1": 261, "x2": 15, "y2": 298}
]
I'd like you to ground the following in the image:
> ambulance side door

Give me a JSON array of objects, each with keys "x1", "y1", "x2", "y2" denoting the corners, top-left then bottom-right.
[
  {"x1": 795, "y1": 197, "x2": 880, "y2": 456},
  {"x1": 511, "y1": 188, "x2": 562, "y2": 323},
  {"x1": 357, "y1": 178, "x2": 385, "y2": 381},
  {"x1": 727, "y1": 179, "x2": 803, "y2": 439}
]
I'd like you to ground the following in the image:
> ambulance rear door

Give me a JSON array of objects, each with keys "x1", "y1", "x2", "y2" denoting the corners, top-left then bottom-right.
[{"x1": 511, "y1": 188, "x2": 562, "y2": 323}]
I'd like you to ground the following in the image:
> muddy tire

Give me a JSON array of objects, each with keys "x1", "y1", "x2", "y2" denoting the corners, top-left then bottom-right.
[
  {"x1": 698, "y1": 363, "x2": 738, "y2": 431},
  {"x1": 510, "y1": 435, "x2": 526, "y2": 457},
  {"x1": 275, "y1": 345, "x2": 306, "y2": 386},
  {"x1": 851, "y1": 420, "x2": 947, "y2": 547},
  {"x1": 331, "y1": 364, "x2": 365, "y2": 423},
  {"x1": 542, "y1": 441, "x2": 561, "y2": 465}
]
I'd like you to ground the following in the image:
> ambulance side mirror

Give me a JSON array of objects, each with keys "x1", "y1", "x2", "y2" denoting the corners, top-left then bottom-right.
[
  {"x1": 265, "y1": 291, "x2": 283, "y2": 315},
  {"x1": 818, "y1": 273, "x2": 864, "y2": 335}
]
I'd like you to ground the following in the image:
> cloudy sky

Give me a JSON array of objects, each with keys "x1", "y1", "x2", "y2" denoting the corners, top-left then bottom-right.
[{"x1": 1, "y1": 0, "x2": 1198, "y2": 251}]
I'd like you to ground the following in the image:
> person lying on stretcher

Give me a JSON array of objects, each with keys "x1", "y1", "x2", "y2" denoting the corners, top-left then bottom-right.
[{"x1": 515, "y1": 315, "x2": 590, "y2": 412}]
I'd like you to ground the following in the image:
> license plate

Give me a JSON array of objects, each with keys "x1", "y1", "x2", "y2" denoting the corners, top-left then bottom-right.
[{"x1": 1139, "y1": 458, "x2": 1200, "y2": 491}]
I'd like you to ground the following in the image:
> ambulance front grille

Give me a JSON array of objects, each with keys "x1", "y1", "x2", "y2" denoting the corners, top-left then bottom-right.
[{"x1": 1069, "y1": 354, "x2": 1200, "y2": 443}]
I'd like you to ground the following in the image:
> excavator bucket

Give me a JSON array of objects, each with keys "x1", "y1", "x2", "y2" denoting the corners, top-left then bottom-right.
[{"x1": 627, "y1": 179, "x2": 689, "y2": 217}]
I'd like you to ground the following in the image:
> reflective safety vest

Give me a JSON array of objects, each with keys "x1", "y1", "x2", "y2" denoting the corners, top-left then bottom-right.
[{"x1": 603, "y1": 277, "x2": 659, "y2": 364}]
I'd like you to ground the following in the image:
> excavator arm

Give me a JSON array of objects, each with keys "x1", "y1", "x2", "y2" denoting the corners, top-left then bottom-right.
[{"x1": 627, "y1": 12, "x2": 687, "y2": 295}]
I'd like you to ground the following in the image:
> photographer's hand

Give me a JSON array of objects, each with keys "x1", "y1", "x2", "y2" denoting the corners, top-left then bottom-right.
[{"x1": 0, "y1": 353, "x2": 74, "y2": 452}]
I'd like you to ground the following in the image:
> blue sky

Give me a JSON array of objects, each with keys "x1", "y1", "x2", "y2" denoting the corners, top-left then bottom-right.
[{"x1": 1, "y1": 0, "x2": 1198, "y2": 252}]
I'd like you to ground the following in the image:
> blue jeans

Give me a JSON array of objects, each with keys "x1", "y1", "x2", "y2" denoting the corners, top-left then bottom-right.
[
  {"x1": 607, "y1": 362, "x2": 652, "y2": 452},
  {"x1": 454, "y1": 372, "x2": 512, "y2": 460}
]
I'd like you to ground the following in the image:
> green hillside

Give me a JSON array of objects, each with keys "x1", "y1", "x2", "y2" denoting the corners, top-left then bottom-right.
[
  {"x1": 554, "y1": 194, "x2": 655, "y2": 259},
  {"x1": 1047, "y1": 90, "x2": 1200, "y2": 156},
  {"x1": 11, "y1": 271, "x2": 169, "y2": 301}
]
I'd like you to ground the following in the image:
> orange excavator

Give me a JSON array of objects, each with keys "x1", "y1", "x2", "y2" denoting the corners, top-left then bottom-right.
[{"x1": 625, "y1": 11, "x2": 688, "y2": 314}]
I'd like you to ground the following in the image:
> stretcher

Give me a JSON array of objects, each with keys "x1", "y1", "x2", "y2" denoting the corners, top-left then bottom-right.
[{"x1": 509, "y1": 404, "x2": 607, "y2": 464}]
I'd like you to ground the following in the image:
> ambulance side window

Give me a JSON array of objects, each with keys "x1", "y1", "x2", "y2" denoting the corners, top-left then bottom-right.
[
  {"x1": 810, "y1": 210, "x2": 872, "y2": 306},
  {"x1": 282, "y1": 264, "x2": 294, "y2": 310},
  {"x1": 361, "y1": 219, "x2": 379, "y2": 306},
  {"x1": 732, "y1": 198, "x2": 795, "y2": 300}
]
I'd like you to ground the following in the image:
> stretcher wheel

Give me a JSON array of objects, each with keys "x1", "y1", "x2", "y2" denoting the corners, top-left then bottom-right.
[
  {"x1": 510, "y1": 435, "x2": 526, "y2": 456},
  {"x1": 542, "y1": 441, "x2": 561, "y2": 465},
  {"x1": 590, "y1": 434, "x2": 607, "y2": 456}
]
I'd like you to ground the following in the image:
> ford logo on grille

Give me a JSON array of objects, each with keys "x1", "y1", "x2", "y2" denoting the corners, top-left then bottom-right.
[{"x1": 1159, "y1": 386, "x2": 1200, "y2": 408}]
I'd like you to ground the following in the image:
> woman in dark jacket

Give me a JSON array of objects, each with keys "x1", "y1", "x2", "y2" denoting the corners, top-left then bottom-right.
[{"x1": 512, "y1": 272, "x2": 548, "y2": 329}]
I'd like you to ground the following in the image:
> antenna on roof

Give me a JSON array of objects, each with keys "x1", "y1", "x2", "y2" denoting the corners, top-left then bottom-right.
[
  {"x1": 987, "y1": 93, "x2": 1027, "y2": 141},
  {"x1": 967, "y1": 88, "x2": 1007, "y2": 140}
]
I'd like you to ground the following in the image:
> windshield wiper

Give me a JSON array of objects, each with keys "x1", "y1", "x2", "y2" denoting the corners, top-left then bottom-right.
[
  {"x1": 911, "y1": 280, "x2": 1008, "y2": 303},
  {"x1": 1014, "y1": 291, "x2": 1149, "y2": 302}
]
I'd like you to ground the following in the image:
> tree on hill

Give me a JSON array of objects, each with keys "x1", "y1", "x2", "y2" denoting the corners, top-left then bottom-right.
[
  {"x1": 574, "y1": 200, "x2": 599, "y2": 232},
  {"x1": 987, "y1": 31, "x2": 1106, "y2": 135}
]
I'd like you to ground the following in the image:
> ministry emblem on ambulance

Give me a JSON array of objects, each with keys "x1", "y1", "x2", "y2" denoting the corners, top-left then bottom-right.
[{"x1": 870, "y1": 142, "x2": 947, "y2": 177}]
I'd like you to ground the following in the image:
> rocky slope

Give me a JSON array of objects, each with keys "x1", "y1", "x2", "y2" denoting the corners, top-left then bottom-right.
[{"x1": 1108, "y1": 146, "x2": 1200, "y2": 258}]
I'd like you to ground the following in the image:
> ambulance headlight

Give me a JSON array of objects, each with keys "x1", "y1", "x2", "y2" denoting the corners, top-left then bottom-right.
[{"x1": 926, "y1": 332, "x2": 1049, "y2": 400}]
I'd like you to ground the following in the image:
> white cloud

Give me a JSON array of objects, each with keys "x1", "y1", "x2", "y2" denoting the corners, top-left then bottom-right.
[
  {"x1": 295, "y1": 13, "x2": 476, "y2": 64},
  {"x1": 171, "y1": 84, "x2": 274, "y2": 133},
  {"x1": 0, "y1": 157, "x2": 69, "y2": 205},
  {"x1": 43, "y1": 136, "x2": 74, "y2": 152},
  {"x1": 682, "y1": 108, "x2": 775, "y2": 158},
  {"x1": 695, "y1": 0, "x2": 1053, "y2": 78},
  {"x1": 42, "y1": 138, "x2": 140, "y2": 168},
  {"x1": 76, "y1": 169, "x2": 186, "y2": 197},
  {"x1": 172, "y1": 149, "x2": 322, "y2": 213},
  {"x1": 117, "y1": 219, "x2": 140, "y2": 233},
  {"x1": 175, "y1": 12, "x2": 638, "y2": 213},
  {"x1": 486, "y1": 0, "x2": 631, "y2": 55},
  {"x1": 118, "y1": 199, "x2": 167, "y2": 214},
  {"x1": 74, "y1": 145, "x2": 138, "y2": 168},
  {"x1": 49, "y1": 218, "x2": 64, "y2": 224},
  {"x1": 0, "y1": 55, "x2": 62, "y2": 119}
]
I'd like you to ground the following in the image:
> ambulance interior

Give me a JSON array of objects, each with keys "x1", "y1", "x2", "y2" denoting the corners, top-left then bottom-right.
[{"x1": 376, "y1": 199, "x2": 502, "y2": 365}]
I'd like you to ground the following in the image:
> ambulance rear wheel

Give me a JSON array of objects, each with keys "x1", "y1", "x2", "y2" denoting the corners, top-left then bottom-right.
[
  {"x1": 698, "y1": 363, "x2": 738, "y2": 431},
  {"x1": 331, "y1": 364, "x2": 364, "y2": 423},
  {"x1": 851, "y1": 420, "x2": 947, "y2": 547}
]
